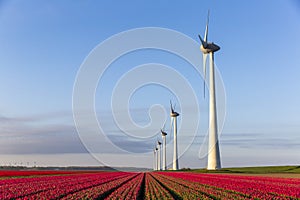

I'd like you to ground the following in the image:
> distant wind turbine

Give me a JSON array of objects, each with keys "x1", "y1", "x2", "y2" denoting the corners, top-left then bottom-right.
[
  {"x1": 157, "y1": 140, "x2": 162, "y2": 170},
  {"x1": 198, "y1": 10, "x2": 221, "y2": 170},
  {"x1": 153, "y1": 148, "x2": 156, "y2": 171},
  {"x1": 161, "y1": 127, "x2": 168, "y2": 170},
  {"x1": 170, "y1": 101, "x2": 180, "y2": 170},
  {"x1": 155, "y1": 147, "x2": 159, "y2": 170}
]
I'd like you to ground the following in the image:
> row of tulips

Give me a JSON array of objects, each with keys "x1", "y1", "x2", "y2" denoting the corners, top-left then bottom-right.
[
  {"x1": 61, "y1": 173, "x2": 138, "y2": 199},
  {"x1": 159, "y1": 172, "x2": 300, "y2": 199},
  {"x1": 144, "y1": 173, "x2": 173, "y2": 200},
  {"x1": 0, "y1": 170, "x2": 88, "y2": 177},
  {"x1": 154, "y1": 172, "x2": 250, "y2": 199},
  {"x1": 0, "y1": 172, "x2": 130, "y2": 199},
  {"x1": 104, "y1": 173, "x2": 144, "y2": 200},
  {"x1": 151, "y1": 173, "x2": 211, "y2": 199},
  {"x1": 26, "y1": 173, "x2": 132, "y2": 199}
]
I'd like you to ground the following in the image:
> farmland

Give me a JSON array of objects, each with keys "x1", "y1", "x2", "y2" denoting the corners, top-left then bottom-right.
[{"x1": 0, "y1": 170, "x2": 299, "y2": 199}]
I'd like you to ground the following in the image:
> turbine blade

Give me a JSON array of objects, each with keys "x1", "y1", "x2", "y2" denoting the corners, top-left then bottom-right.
[
  {"x1": 204, "y1": 23, "x2": 208, "y2": 42},
  {"x1": 203, "y1": 53, "x2": 208, "y2": 98},
  {"x1": 198, "y1": 34, "x2": 208, "y2": 49},
  {"x1": 204, "y1": 10, "x2": 210, "y2": 42},
  {"x1": 198, "y1": 34, "x2": 205, "y2": 46}
]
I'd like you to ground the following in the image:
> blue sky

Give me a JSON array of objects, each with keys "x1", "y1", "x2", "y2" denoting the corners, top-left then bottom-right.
[{"x1": 0, "y1": 0, "x2": 300, "y2": 168}]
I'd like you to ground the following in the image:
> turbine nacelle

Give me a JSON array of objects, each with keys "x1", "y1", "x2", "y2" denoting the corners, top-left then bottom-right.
[
  {"x1": 200, "y1": 42, "x2": 220, "y2": 54},
  {"x1": 170, "y1": 101, "x2": 180, "y2": 117},
  {"x1": 198, "y1": 35, "x2": 220, "y2": 54},
  {"x1": 161, "y1": 129, "x2": 167, "y2": 136},
  {"x1": 170, "y1": 111, "x2": 179, "y2": 117}
]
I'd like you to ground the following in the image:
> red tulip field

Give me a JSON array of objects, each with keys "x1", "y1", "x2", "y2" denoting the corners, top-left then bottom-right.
[{"x1": 0, "y1": 170, "x2": 299, "y2": 199}]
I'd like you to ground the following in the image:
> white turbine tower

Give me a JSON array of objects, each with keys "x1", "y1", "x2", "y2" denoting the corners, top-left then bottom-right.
[
  {"x1": 170, "y1": 101, "x2": 179, "y2": 170},
  {"x1": 198, "y1": 11, "x2": 221, "y2": 170},
  {"x1": 161, "y1": 128, "x2": 168, "y2": 170},
  {"x1": 157, "y1": 140, "x2": 162, "y2": 170},
  {"x1": 153, "y1": 148, "x2": 156, "y2": 171},
  {"x1": 155, "y1": 147, "x2": 159, "y2": 170}
]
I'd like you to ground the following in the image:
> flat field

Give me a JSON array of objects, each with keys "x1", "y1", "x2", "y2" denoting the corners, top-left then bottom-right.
[
  {"x1": 1, "y1": 167, "x2": 299, "y2": 199},
  {"x1": 192, "y1": 165, "x2": 300, "y2": 178}
]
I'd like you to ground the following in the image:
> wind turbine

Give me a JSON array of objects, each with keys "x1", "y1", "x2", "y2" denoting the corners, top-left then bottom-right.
[
  {"x1": 153, "y1": 148, "x2": 156, "y2": 171},
  {"x1": 170, "y1": 101, "x2": 179, "y2": 170},
  {"x1": 198, "y1": 11, "x2": 221, "y2": 170},
  {"x1": 155, "y1": 147, "x2": 159, "y2": 170},
  {"x1": 157, "y1": 140, "x2": 162, "y2": 170},
  {"x1": 161, "y1": 127, "x2": 168, "y2": 170}
]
